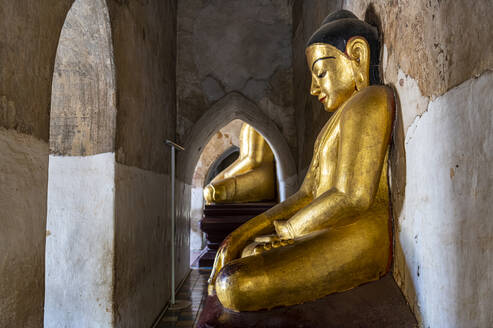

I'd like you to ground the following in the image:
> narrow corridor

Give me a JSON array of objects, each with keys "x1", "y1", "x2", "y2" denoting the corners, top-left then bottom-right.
[{"x1": 157, "y1": 270, "x2": 210, "y2": 328}]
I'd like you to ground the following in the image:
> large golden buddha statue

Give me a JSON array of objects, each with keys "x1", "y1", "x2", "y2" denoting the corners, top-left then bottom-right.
[
  {"x1": 203, "y1": 123, "x2": 276, "y2": 204},
  {"x1": 207, "y1": 10, "x2": 395, "y2": 312}
]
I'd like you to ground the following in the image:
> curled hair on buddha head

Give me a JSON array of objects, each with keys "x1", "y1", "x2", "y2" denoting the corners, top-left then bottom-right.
[{"x1": 307, "y1": 9, "x2": 381, "y2": 85}]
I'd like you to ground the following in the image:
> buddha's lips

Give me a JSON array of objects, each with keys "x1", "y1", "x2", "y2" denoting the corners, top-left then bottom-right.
[{"x1": 319, "y1": 96, "x2": 326, "y2": 103}]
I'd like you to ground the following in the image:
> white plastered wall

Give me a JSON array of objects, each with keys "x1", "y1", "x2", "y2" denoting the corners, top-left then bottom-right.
[
  {"x1": 395, "y1": 71, "x2": 493, "y2": 327},
  {"x1": 44, "y1": 153, "x2": 115, "y2": 327}
]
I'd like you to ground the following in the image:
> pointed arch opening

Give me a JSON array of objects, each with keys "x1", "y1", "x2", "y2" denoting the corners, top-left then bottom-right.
[
  {"x1": 179, "y1": 92, "x2": 298, "y2": 198},
  {"x1": 179, "y1": 93, "x2": 298, "y2": 266},
  {"x1": 44, "y1": 0, "x2": 117, "y2": 326}
]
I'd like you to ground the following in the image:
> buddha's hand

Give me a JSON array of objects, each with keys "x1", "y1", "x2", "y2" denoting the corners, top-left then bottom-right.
[
  {"x1": 253, "y1": 238, "x2": 295, "y2": 255},
  {"x1": 203, "y1": 183, "x2": 228, "y2": 204},
  {"x1": 273, "y1": 219, "x2": 296, "y2": 240}
]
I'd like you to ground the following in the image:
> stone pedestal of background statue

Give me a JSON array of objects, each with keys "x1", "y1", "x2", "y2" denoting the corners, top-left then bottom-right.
[{"x1": 197, "y1": 203, "x2": 276, "y2": 268}]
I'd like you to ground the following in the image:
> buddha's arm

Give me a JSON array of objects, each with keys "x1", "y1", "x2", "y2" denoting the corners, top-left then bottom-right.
[
  {"x1": 276, "y1": 94, "x2": 393, "y2": 238},
  {"x1": 211, "y1": 126, "x2": 268, "y2": 183},
  {"x1": 211, "y1": 156, "x2": 261, "y2": 183},
  {"x1": 209, "y1": 175, "x2": 314, "y2": 288}
]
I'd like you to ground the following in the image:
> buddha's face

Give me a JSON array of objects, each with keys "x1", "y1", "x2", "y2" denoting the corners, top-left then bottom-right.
[
  {"x1": 306, "y1": 44, "x2": 355, "y2": 111},
  {"x1": 306, "y1": 38, "x2": 370, "y2": 112}
]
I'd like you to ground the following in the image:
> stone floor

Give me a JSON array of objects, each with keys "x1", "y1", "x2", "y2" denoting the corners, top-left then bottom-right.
[
  {"x1": 157, "y1": 269, "x2": 210, "y2": 328},
  {"x1": 158, "y1": 270, "x2": 417, "y2": 328},
  {"x1": 197, "y1": 274, "x2": 418, "y2": 328}
]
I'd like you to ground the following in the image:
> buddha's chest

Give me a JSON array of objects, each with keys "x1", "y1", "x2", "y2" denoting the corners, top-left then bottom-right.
[{"x1": 312, "y1": 115, "x2": 341, "y2": 197}]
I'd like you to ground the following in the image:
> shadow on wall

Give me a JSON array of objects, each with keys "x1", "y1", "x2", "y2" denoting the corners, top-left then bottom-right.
[
  {"x1": 387, "y1": 81, "x2": 417, "y2": 319},
  {"x1": 363, "y1": 3, "x2": 417, "y2": 322}
]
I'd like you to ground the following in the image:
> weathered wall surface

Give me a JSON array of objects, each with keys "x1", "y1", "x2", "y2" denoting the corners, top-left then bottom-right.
[
  {"x1": 109, "y1": 0, "x2": 177, "y2": 174},
  {"x1": 0, "y1": 0, "x2": 72, "y2": 140},
  {"x1": 50, "y1": 0, "x2": 116, "y2": 156},
  {"x1": 177, "y1": 0, "x2": 297, "y2": 160},
  {"x1": 338, "y1": 1, "x2": 493, "y2": 326},
  {"x1": 345, "y1": 0, "x2": 493, "y2": 99},
  {"x1": 0, "y1": 129, "x2": 49, "y2": 328},
  {"x1": 0, "y1": 1, "x2": 72, "y2": 327}
]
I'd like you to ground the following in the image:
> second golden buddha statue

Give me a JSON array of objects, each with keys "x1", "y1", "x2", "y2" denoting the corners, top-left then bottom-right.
[
  {"x1": 203, "y1": 123, "x2": 276, "y2": 204},
  {"x1": 207, "y1": 10, "x2": 395, "y2": 312}
]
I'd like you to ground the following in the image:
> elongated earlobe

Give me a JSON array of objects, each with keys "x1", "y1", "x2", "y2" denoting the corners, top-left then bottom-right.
[{"x1": 346, "y1": 37, "x2": 370, "y2": 90}]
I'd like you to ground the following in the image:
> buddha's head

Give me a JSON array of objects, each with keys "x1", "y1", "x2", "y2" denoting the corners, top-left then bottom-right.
[{"x1": 306, "y1": 10, "x2": 380, "y2": 112}]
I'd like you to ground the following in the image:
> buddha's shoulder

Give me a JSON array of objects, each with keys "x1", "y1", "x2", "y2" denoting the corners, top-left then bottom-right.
[{"x1": 343, "y1": 85, "x2": 395, "y2": 118}]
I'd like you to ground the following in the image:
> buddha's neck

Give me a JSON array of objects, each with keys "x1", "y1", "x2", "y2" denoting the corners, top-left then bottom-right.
[{"x1": 327, "y1": 89, "x2": 359, "y2": 115}]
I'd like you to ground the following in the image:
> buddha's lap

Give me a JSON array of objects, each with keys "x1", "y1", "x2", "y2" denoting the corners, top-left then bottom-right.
[
  {"x1": 215, "y1": 213, "x2": 390, "y2": 310},
  {"x1": 221, "y1": 212, "x2": 390, "y2": 284}
]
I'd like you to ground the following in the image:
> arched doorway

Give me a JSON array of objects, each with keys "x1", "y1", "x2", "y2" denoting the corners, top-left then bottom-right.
[
  {"x1": 44, "y1": 0, "x2": 117, "y2": 326},
  {"x1": 179, "y1": 92, "x2": 298, "y2": 199},
  {"x1": 179, "y1": 93, "x2": 298, "y2": 267},
  {"x1": 189, "y1": 120, "x2": 244, "y2": 264}
]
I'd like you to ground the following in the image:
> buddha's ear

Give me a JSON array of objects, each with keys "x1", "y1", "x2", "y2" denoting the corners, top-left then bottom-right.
[{"x1": 346, "y1": 37, "x2": 370, "y2": 90}]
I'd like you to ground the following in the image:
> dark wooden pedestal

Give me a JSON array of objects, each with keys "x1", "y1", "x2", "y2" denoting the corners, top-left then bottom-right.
[
  {"x1": 198, "y1": 202, "x2": 275, "y2": 268},
  {"x1": 197, "y1": 275, "x2": 417, "y2": 328}
]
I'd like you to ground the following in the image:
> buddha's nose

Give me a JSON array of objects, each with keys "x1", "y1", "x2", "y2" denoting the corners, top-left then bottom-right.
[{"x1": 310, "y1": 79, "x2": 320, "y2": 96}]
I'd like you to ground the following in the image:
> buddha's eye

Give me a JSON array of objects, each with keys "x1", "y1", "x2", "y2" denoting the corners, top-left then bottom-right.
[{"x1": 317, "y1": 71, "x2": 327, "y2": 78}]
